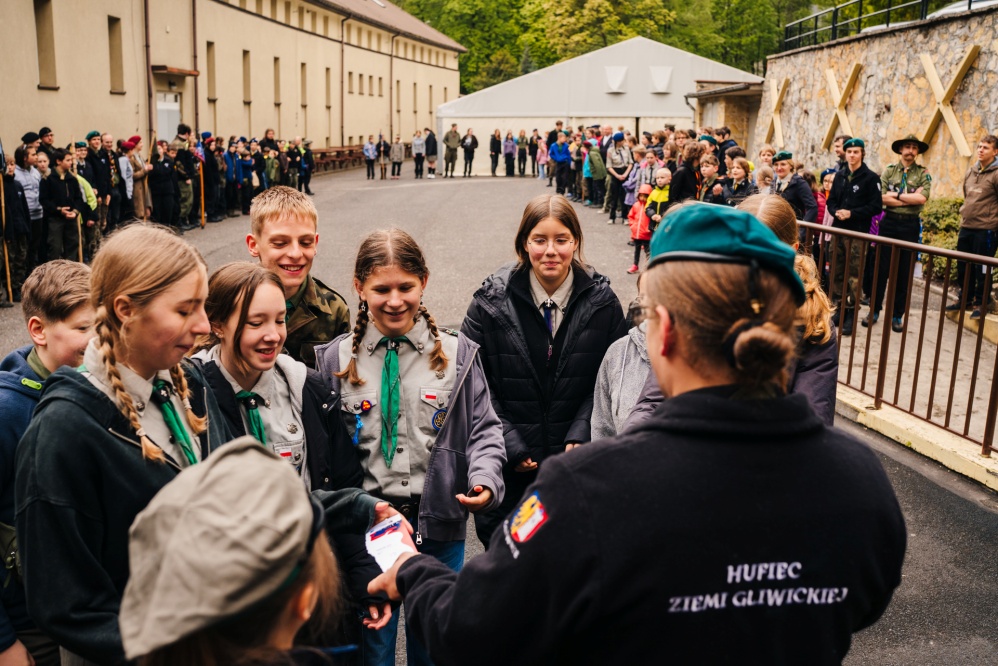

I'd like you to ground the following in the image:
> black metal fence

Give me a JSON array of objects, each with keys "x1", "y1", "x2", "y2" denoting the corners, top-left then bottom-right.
[
  {"x1": 801, "y1": 220, "x2": 998, "y2": 457},
  {"x1": 783, "y1": 0, "x2": 987, "y2": 51}
]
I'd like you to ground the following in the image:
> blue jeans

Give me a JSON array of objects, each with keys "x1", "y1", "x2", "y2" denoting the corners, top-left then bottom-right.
[{"x1": 361, "y1": 538, "x2": 465, "y2": 666}]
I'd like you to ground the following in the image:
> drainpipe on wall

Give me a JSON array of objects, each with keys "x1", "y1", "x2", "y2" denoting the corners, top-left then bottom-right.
[
  {"x1": 684, "y1": 93, "x2": 697, "y2": 124},
  {"x1": 192, "y1": 0, "x2": 200, "y2": 133},
  {"x1": 144, "y1": 0, "x2": 155, "y2": 142},
  {"x1": 340, "y1": 16, "x2": 348, "y2": 145},
  {"x1": 389, "y1": 34, "x2": 398, "y2": 140}
]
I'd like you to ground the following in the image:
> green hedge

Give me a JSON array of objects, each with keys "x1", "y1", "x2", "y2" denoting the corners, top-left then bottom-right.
[{"x1": 920, "y1": 197, "x2": 962, "y2": 283}]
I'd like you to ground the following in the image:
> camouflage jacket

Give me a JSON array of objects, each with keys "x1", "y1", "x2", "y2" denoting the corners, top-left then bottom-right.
[{"x1": 285, "y1": 275, "x2": 351, "y2": 368}]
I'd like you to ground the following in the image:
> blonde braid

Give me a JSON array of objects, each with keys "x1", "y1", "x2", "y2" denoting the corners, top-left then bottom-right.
[
  {"x1": 96, "y1": 317, "x2": 165, "y2": 463},
  {"x1": 334, "y1": 303, "x2": 370, "y2": 386},
  {"x1": 418, "y1": 303, "x2": 448, "y2": 373},
  {"x1": 169, "y1": 364, "x2": 207, "y2": 435}
]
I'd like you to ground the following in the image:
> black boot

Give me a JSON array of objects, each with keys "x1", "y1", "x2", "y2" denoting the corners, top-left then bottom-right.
[{"x1": 841, "y1": 308, "x2": 855, "y2": 336}]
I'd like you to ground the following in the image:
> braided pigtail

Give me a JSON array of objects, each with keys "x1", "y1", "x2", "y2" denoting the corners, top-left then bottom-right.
[
  {"x1": 419, "y1": 303, "x2": 449, "y2": 373},
  {"x1": 794, "y1": 254, "x2": 833, "y2": 345},
  {"x1": 97, "y1": 316, "x2": 165, "y2": 463},
  {"x1": 334, "y1": 303, "x2": 370, "y2": 386},
  {"x1": 169, "y1": 364, "x2": 207, "y2": 435}
]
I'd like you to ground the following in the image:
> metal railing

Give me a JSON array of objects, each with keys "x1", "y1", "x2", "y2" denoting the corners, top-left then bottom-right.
[
  {"x1": 801, "y1": 220, "x2": 998, "y2": 457},
  {"x1": 782, "y1": 0, "x2": 986, "y2": 51}
]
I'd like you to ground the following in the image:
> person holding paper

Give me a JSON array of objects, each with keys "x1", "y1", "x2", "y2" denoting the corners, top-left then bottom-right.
[
  {"x1": 315, "y1": 228, "x2": 505, "y2": 666},
  {"x1": 368, "y1": 205, "x2": 906, "y2": 665}
]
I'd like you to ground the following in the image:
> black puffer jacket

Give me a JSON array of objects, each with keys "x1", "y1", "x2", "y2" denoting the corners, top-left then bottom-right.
[{"x1": 462, "y1": 263, "x2": 627, "y2": 466}]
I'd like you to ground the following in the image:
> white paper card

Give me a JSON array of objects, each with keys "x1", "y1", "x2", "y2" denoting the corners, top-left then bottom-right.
[{"x1": 365, "y1": 515, "x2": 417, "y2": 572}]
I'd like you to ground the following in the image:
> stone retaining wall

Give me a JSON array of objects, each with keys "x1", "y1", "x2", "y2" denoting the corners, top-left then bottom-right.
[{"x1": 755, "y1": 6, "x2": 998, "y2": 196}]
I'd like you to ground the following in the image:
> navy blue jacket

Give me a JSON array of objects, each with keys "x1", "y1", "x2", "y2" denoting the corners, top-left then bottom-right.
[
  {"x1": 0, "y1": 347, "x2": 43, "y2": 652},
  {"x1": 826, "y1": 164, "x2": 882, "y2": 232}
]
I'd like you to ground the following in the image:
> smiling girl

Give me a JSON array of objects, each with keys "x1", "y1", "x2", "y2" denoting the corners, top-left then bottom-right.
[
  {"x1": 15, "y1": 224, "x2": 233, "y2": 666},
  {"x1": 315, "y1": 229, "x2": 505, "y2": 666},
  {"x1": 190, "y1": 261, "x2": 386, "y2": 634},
  {"x1": 462, "y1": 193, "x2": 627, "y2": 547}
]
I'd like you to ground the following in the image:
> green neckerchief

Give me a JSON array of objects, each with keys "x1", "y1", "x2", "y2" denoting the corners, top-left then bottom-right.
[
  {"x1": 235, "y1": 390, "x2": 268, "y2": 445},
  {"x1": 284, "y1": 278, "x2": 309, "y2": 323},
  {"x1": 150, "y1": 379, "x2": 198, "y2": 466},
  {"x1": 379, "y1": 337, "x2": 408, "y2": 467},
  {"x1": 26, "y1": 348, "x2": 52, "y2": 381}
]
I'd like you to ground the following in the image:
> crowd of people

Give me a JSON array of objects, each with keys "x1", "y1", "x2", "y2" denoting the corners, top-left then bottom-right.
[
  {"x1": 0, "y1": 124, "x2": 318, "y2": 306},
  {"x1": 2, "y1": 114, "x2": 996, "y2": 666}
]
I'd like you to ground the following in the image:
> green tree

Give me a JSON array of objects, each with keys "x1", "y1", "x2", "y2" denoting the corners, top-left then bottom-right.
[{"x1": 469, "y1": 49, "x2": 522, "y2": 90}]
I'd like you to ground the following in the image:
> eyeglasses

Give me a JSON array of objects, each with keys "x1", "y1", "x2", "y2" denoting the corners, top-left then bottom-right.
[{"x1": 527, "y1": 237, "x2": 575, "y2": 249}]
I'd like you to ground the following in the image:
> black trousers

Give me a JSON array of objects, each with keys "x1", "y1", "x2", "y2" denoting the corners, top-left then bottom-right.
[
  {"x1": 872, "y1": 214, "x2": 921, "y2": 318},
  {"x1": 518, "y1": 151, "x2": 527, "y2": 175},
  {"x1": 955, "y1": 227, "x2": 996, "y2": 306},
  {"x1": 463, "y1": 151, "x2": 474, "y2": 176},
  {"x1": 607, "y1": 168, "x2": 626, "y2": 220},
  {"x1": 301, "y1": 169, "x2": 312, "y2": 192},
  {"x1": 554, "y1": 161, "x2": 570, "y2": 194},
  {"x1": 391, "y1": 162, "x2": 401, "y2": 176},
  {"x1": 490, "y1": 154, "x2": 499, "y2": 176},
  {"x1": 505, "y1": 155, "x2": 515, "y2": 177},
  {"x1": 414, "y1": 154, "x2": 424, "y2": 178},
  {"x1": 225, "y1": 181, "x2": 238, "y2": 212},
  {"x1": 151, "y1": 192, "x2": 176, "y2": 227},
  {"x1": 366, "y1": 158, "x2": 375, "y2": 179},
  {"x1": 530, "y1": 153, "x2": 537, "y2": 175}
]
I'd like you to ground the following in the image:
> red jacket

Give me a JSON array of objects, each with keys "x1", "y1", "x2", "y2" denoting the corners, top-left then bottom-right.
[{"x1": 628, "y1": 200, "x2": 652, "y2": 241}]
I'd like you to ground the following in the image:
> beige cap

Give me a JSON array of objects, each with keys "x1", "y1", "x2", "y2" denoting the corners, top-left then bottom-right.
[{"x1": 120, "y1": 436, "x2": 318, "y2": 659}]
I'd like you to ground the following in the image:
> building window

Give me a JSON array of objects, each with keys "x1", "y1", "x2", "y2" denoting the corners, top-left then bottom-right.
[
  {"x1": 346, "y1": 24, "x2": 351, "y2": 43},
  {"x1": 420, "y1": 47, "x2": 424, "y2": 61},
  {"x1": 298, "y1": 6, "x2": 304, "y2": 29},
  {"x1": 395, "y1": 80, "x2": 400, "y2": 112},
  {"x1": 403, "y1": 43, "x2": 408, "y2": 59},
  {"x1": 325, "y1": 67, "x2": 332, "y2": 107},
  {"x1": 107, "y1": 16, "x2": 124, "y2": 92},
  {"x1": 311, "y1": 11, "x2": 317, "y2": 32},
  {"x1": 206, "y1": 41, "x2": 217, "y2": 100},
  {"x1": 323, "y1": 16, "x2": 329, "y2": 36},
  {"x1": 273, "y1": 57, "x2": 281, "y2": 104},
  {"x1": 378, "y1": 77, "x2": 383, "y2": 97},
  {"x1": 284, "y1": 1, "x2": 291, "y2": 23},
  {"x1": 348, "y1": 71, "x2": 354, "y2": 94},
  {"x1": 243, "y1": 50, "x2": 252, "y2": 103},
  {"x1": 349, "y1": 136, "x2": 353, "y2": 145},
  {"x1": 443, "y1": 87, "x2": 448, "y2": 103},
  {"x1": 413, "y1": 82, "x2": 417, "y2": 113},
  {"x1": 270, "y1": 0, "x2": 277, "y2": 19},
  {"x1": 377, "y1": 34, "x2": 382, "y2": 51},
  {"x1": 256, "y1": 0, "x2": 264, "y2": 13},
  {"x1": 33, "y1": 0, "x2": 57, "y2": 88},
  {"x1": 300, "y1": 62, "x2": 307, "y2": 103},
  {"x1": 368, "y1": 75, "x2": 373, "y2": 97},
  {"x1": 367, "y1": 30, "x2": 372, "y2": 49},
  {"x1": 428, "y1": 85, "x2": 433, "y2": 112},
  {"x1": 358, "y1": 73, "x2": 364, "y2": 95}
]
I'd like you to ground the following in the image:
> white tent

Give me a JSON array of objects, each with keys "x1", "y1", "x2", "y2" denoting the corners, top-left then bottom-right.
[{"x1": 436, "y1": 37, "x2": 761, "y2": 174}]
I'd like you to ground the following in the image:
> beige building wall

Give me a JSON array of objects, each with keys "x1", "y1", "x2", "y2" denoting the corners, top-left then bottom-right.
[{"x1": 1, "y1": 0, "x2": 462, "y2": 152}]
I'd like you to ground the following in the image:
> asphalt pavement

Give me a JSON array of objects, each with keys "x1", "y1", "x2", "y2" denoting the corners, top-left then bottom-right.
[{"x1": 1, "y1": 167, "x2": 995, "y2": 663}]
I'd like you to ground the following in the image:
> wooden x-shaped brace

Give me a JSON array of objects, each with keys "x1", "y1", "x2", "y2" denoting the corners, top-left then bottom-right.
[
  {"x1": 920, "y1": 45, "x2": 980, "y2": 158},
  {"x1": 765, "y1": 77, "x2": 788, "y2": 149},
  {"x1": 821, "y1": 63, "x2": 862, "y2": 151}
]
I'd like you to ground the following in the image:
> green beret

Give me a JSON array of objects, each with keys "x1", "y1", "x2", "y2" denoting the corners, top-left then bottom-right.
[
  {"x1": 699, "y1": 134, "x2": 718, "y2": 146},
  {"x1": 85, "y1": 131, "x2": 101, "y2": 141},
  {"x1": 772, "y1": 150, "x2": 793, "y2": 163},
  {"x1": 74, "y1": 141, "x2": 87, "y2": 148},
  {"x1": 648, "y1": 205, "x2": 805, "y2": 306},
  {"x1": 843, "y1": 137, "x2": 865, "y2": 150}
]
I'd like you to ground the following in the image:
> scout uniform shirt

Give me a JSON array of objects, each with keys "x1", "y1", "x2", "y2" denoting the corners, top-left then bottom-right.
[
  {"x1": 284, "y1": 274, "x2": 351, "y2": 369},
  {"x1": 80, "y1": 340, "x2": 200, "y2": 468},
  {"x1": 338, "y1": 317, "x2": 458, "y2": 501},
  {"x1": 881, "y1": 162, "x2": 932, "y2": 217},
  {"x1": 201, "y1": 346, "x2": 309, "y2": 489}
]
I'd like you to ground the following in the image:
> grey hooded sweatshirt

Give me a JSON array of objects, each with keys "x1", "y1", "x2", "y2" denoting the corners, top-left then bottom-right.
[{"x1": 591, "y1": 323, "x2": 650, "y2": 441}]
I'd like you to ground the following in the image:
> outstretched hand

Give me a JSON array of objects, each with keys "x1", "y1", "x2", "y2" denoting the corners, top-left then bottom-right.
[
  {"x1": 514, "y1": 457, "x2": 538, "y2": 473},
  {"x1": 372, "y1": 501, "x2": 414, "y2": 535},
  {"x1": 362, "y1": 601, "x2": 393, "y2": 630},
  {"x1": 456, "y1": 486, "x2": 493, "y2": 512}
]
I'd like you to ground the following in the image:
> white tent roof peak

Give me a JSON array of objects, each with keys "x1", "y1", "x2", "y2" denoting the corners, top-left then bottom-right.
[{"x1": 437, "y1": 36, "x2": 762, "y2": 119}]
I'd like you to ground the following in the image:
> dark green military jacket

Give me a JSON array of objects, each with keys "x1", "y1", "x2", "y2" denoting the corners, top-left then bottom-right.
[
  {"x1": 285, "y1": 275, "x2": 351, "y2": 368},
  {"x1": 880, "y1": 162, "x2": 931, "y2": 217}
]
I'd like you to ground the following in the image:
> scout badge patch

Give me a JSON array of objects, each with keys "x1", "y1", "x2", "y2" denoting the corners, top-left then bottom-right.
[{"x1": 508, "y1": 492, "x2": 548, "y2": 543}]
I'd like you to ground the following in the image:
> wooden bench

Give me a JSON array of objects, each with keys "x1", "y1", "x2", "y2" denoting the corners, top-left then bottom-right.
[{"x1": 313, "y1": 146, "x2": 364, "y2": 172}]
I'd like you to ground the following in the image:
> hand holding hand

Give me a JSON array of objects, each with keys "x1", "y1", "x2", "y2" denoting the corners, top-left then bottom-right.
[
  {"x1": 713, "y1": 183, "x2": 723, "y2": 196},
  {"x1": 456, "y1": 486, "x2": 493, "y2": 512},
  {"x1": 372, "y1": 501, "x2": 413, "y2": 535}
]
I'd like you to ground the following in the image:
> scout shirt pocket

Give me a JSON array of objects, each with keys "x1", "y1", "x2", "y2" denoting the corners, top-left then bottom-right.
[
  {"x1": 341, "y1": 390, "x2": 380, "y2": 448},
  {"x1": 418, "y1": 387, "x2": 452, "y2": 444}
]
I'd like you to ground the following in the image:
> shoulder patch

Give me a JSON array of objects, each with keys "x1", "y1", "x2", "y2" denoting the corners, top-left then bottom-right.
[
  {"x1": 439, "y1": 327, "x2": 460, "y2": 337},
  {"x1": 508, "y1": 491, "x2": 549, "y2": 544}
]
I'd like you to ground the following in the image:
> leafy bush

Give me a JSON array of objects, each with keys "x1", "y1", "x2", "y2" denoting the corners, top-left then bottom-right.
[{"x1": 920, "y1": 197, "x2": 962, "y2": 283}]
